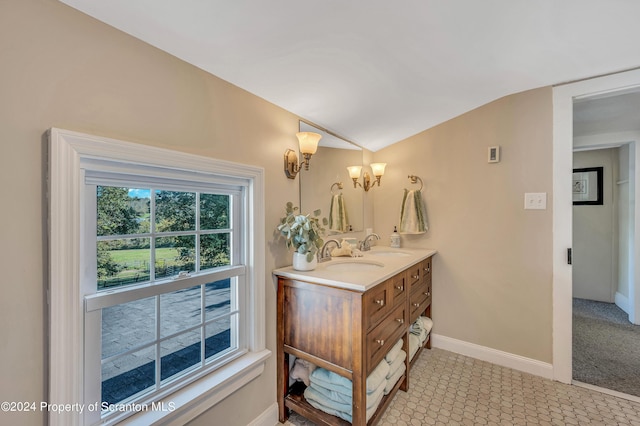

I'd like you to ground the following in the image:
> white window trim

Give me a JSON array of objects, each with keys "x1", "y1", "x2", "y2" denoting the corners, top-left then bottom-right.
[{"x1": 48, "y1": 128, "x2": 269, "y2": 426}]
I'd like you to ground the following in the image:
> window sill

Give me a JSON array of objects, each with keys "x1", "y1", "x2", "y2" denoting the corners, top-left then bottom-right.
[{"x1": 117, "y1": 349, "x2": 271, "y2": 426}]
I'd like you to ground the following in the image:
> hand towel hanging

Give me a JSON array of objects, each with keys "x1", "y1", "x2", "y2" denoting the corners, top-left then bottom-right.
[
  {"x1": 399, "y1": 188, "x2": 428, "y2": 234},
  {"x1": 329, "y1": 193, "x2": 348, "y2": 233}
]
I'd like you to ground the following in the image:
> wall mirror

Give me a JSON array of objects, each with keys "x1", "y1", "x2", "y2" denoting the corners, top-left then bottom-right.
[{"x1": 299, "y1": 121, "x2": 364, "y2": 233}]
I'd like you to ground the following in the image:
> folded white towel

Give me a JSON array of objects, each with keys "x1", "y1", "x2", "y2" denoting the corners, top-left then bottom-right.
[
  {"x1": 309, "y1": 359, "x2": 390, "y2": 397},
  {"x1": 384, "y1": 362, "x2": 406, "y2": 395},
  {"x1": 305, "y1": 387, "x2": 384, "y2": 423},
  {"x1": 385, "y1": 339, "x2": 404, "y2": 364},
  {"x1": 305, "y1": 378, "x2": 386, "y2": 411},
  {"x1": 329, "y1": 193, "x2": 348, "y2": 233},
  {"x1": 408, "y1": 333, "x2": 421, "y2": 361},
  {"x1": 399, "y1": 189, "x2": 428, "y2": 234},
  {"x1": 366, "y1": 358, "x2": 391, "y2": 393},
  {"x1": 386, "y1": 350, "x2": 407, "y2": 379},
  {"x1": 304, "y1": 380, "x2": 385, "y2": 422}
]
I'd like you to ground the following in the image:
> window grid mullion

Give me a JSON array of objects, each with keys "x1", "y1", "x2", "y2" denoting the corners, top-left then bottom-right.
[
  {"x1": 201, "y1": 284, "x2": 206, "y2": 368},
  {"x1": 150, "y1": 187, "x2": 157, "y2": 282},
  {"x1": 195, "y1": 193, "x2": 201, "y2": 274},
  {"x1": 155, "y1": 294, "x2": 161, "y2": 392}
]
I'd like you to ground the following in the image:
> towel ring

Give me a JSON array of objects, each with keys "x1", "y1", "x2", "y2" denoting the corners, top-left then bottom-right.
[
  {"x1": 330, "y1": 182, "x2": 343, "y2": 195},
  {"x1": 408, "y1": 175, "x2": 424, "y2": 191}
]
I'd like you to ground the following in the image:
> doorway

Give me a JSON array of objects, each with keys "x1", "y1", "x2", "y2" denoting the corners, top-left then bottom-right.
[
  {"x1": 571, "y1": 142, "x2": 640, "y2": 396},
  {"x1": 553, "y1": 68, "x2": 640, "y2": 396}
]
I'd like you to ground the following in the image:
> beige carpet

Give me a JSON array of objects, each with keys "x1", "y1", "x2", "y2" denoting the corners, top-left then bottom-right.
[{"x1": 573, "y1": 298, "x2": 640, "y2": 397}]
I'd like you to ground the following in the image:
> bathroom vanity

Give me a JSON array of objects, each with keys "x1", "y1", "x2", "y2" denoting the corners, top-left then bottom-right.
[{"x1": 274, "y1": 246, "x2": 436, "y2": 425}]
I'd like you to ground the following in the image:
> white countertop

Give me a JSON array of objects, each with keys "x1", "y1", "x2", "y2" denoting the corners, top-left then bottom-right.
[{"x1": 273, "y1": 246, "x2": 437, "y2": 292}]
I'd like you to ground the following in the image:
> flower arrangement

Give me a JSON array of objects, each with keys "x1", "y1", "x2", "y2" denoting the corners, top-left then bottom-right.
[{"x1": 277, "y1": 202, "x2": 327, "y2": 262}]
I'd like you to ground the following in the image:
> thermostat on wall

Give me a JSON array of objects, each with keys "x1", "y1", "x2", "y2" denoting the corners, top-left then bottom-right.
[{"x1": 488, "y1": 146, "x2": 500, "y2": 163}]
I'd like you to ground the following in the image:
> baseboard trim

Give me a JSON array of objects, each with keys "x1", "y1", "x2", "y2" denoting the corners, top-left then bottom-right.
[
  {"x1": 248, "y1": 402, "x2": 279, "y2": 426},
  {"x1": 431, "y1": 334, "x2": 554, "y2": 380},
  {"x1": 615, "y1": 291, "x2": 630, "y2": 315}
]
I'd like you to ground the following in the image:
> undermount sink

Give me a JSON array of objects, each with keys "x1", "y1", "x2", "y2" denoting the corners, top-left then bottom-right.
[
  {"x1": 370, "y1": 250, "x2": 412, "y2": 257},
  {"x1": 324, "y1": 260, "x2": 385, "y2": 271}
]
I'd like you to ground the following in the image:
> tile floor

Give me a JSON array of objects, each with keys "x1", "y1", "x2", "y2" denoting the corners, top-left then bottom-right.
[{"x1": 282, "y1": 348, "x2": 640, "y2": 425}]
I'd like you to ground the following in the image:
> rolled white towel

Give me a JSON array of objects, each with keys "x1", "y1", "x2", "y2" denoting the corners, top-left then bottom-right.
[
  {"x1": 384, "y1": 362, "x2": 406, "y2": 395},
  {"x1": 408, "y1": 333, "x2": 421, "y2": 361},
  {"x1": 419, "y1": 316, "x2": 433, "y2": 333},
  {"x1": 385, "y1": 339, "x2": 404, "y2": 364},
  {"x1": 386, "y1": 350, "x2": 406, "y2": 379}
]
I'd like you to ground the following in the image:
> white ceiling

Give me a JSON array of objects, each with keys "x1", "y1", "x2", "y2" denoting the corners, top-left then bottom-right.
[{"x1": 60, "y1": 0, "x2": 640, "y2": 151}]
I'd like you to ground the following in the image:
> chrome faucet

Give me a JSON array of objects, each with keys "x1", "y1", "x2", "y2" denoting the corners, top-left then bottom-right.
[
  {"x1": 317, "y1": 239, "x2": 342, "y2": 263},
  {"x1": 359, "y1": 233, "x2": 380, "y2": 251}
]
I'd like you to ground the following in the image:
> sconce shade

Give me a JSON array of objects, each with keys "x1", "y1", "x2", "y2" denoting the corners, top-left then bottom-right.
[
  {"x1": 347, "y1": 165, "x2": 363, "y2": 179},
  {"x1": 296, "y1": 132, "x2": 321, "y2": 155},
  {"x1": 370, "y1": 163, "x2": 387, "y2": 177}
]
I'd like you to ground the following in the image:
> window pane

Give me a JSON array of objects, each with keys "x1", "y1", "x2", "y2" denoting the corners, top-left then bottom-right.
[
  {"x1": 97, "y1": 186, "x2": 150, "y2": 237},
  {"x1": 205, "y1": 279, "x2": 233, "y2": 321},
  {"x1": 102, "y1": 297, "x2": 156, "y2": 359},
  {"x1": 155, "y1": 236, "x2": 195, "y2": 279},
  {"x1": 205, "y1": 315, "x2": 236, "y2": 361},
  {"x1": 200, "y1": 193, "x2": 230, "y2": 229},
  {"x1": 161, "y1": 330, "x2": 201, "y2": 383},
  {"x1": 155, "y1": 190, "x2": 195, "y2": 232},
  {"x1": 102, "y1": 346, "x2": 156, "y2": 406},
  {"x1": 160, "y1": 285, "x2": 201, "y2": 338},
  {"x1": 200, "y1": 233, "x2": 231, "y2": 270},
  {"x1": 97, "y1": 238, "x2": 151, "y2": 290}
]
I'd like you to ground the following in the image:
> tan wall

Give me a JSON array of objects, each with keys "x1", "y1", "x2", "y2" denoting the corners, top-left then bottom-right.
[
  {"x1": 573, "y1": 148, "x2": 619, "y2": 302},
  {"x1": 371, "y1": 88, "x2": 554, "y2": 362},
  {"x1": 0, "y1": 1, "x2": 299, "y2": 425}
]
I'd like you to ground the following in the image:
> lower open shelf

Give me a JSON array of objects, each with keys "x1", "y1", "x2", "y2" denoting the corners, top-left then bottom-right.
[{"x1": 284, "y1": 372, "x2": 406, "y2": 426}]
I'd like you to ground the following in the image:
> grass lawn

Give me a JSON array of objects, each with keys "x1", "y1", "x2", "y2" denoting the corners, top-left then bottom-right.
[
  {"x1": 100, "y1": 247, "x2": 188, "y2": 288},
  {"x1": 109, "y1": 247, "x2": 179, "y2": 264}
]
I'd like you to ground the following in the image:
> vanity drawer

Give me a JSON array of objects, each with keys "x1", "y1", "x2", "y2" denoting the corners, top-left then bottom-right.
[
  {"x1": 406, "y1": 263, "x2": 422, "y2": 292},
  {"x1": 366, "y1": 303, "x2": 406, "y2": 372},
  {"x1": 409, "y1": 284, "x2": 430, "y2": 323},
  {"x1": 390, "y1": 274, "x2": 407, "y2": 307},
  {"x1": 364, "y1": 280, "x2": 392, "y2": 331},
  {"x1": 408, "y1": 258, "x2": 432, "y2": 294},
  {"x1": 422, "y1": 257, "x2": 432, "y2": 282}
]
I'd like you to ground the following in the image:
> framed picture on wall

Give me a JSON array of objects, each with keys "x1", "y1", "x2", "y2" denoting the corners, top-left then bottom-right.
[{"x1": 572, "y1": 167, "x2": 603, "y2": 205}]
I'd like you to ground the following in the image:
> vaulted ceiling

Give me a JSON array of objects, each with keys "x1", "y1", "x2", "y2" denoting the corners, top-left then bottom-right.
[{"x1": 60, "y1": 0, "x2": 640, "y2": 150}]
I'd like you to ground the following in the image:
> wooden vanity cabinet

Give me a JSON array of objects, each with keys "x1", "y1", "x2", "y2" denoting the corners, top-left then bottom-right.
[
  {"x1": 408, "y1": 257, "x2": 432, "y2": 349},
  {"x1": 276, "y1": 255, "x2": 434, "y2": 426}
]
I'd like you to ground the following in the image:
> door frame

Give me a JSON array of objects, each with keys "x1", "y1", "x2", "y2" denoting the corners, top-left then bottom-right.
[{"x1": 553, "y1": 69, "x2": 640, "y2": 383}]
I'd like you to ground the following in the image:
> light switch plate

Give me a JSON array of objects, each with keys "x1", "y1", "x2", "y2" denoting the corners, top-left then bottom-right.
[{"x1": 524, "y1": 193, "x2": 547, "y2": 210}]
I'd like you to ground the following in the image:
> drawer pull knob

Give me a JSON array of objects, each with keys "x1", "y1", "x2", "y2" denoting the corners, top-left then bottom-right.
[
  {"x1": 396, "y1": 318, "x2": 404, "y2": 324},
  {"x1": 424, "y1": 267, "x2": 430, "y2": 273},
  {"x1": 374, "y1": 299, "x2": 385, "y2": 306},
  {"x1": 395, "y1": 285, "x2": 404, "y2": 291},
  {"x1": 412, "y1": 274, "x2": 419, "y2": 280},
  {"x1": 413, "y1": 302, "x2": 420, "y2": 307},
  {"x1": 376, "y1": 339, "x2": 385, "y2": 346},
  {"x1": 424, "y1": 292, "x2": 431, "y2": 297}
]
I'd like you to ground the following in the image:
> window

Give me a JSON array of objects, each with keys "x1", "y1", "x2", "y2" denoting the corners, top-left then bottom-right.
[{"x1": 48, "y1": 129, "x2": 269, "y2": 426}]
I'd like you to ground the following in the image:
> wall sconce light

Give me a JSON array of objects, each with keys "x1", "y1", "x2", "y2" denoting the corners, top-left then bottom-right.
[
  {"x1": 347, "y1": 163, "x2": 387, "y2": 191},
  {"x1": 284, "y1": 132, "x2": 322, "y2": 179}
]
